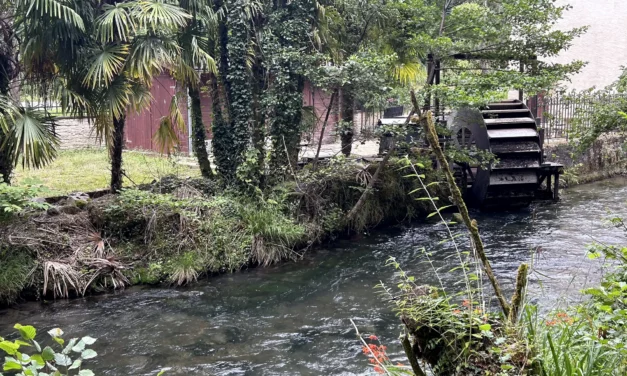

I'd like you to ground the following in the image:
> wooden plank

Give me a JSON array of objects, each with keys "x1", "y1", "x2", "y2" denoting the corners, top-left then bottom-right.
[
  {"x1": 482, "y1": 109, "x2": 529, "y2": 114},
  {"x1": 489, "y1": 171, "x2": 538, "y2": 186},
  {"x1": 484, "y1": 117, "x2": 536, "y2": 125},
  {"x1": 493, "y1": 158, "x2": 540, "y2": 169},
  {"x1": 491, "y1": 141, "x2": 541, "y2": 154},
  {"x1": 488, "y1": 128, "x2": 538, "y2": 139}
]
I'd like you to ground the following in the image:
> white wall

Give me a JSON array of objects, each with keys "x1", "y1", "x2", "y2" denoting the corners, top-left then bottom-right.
[{"x1": 547, "y1": 0, "x2": 627, "y2": 91}]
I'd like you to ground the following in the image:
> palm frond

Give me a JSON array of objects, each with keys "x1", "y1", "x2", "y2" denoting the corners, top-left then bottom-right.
[
  {"x1": 0, "y1": 95, "x2": 20, "y2": 135},
  {"x1": 133, "y1": 0, "x2": 191, "y2": 32},
  {"x1": 83, "y1": 44, "x2": 130, "y2": 89},
  {"x1": 94, "y1": 3, "x2": 135, "y2": 43},
  {"x1": 127, "y1": 35, "x2": 178, "y2": 84},
  {"x1": 17, "y1": 0, "x2": 86, "y2": 30},
  {"x1": 392, "y1": 61, "x2": 427, "y2": 86},
  {"x1": 43, "y1": 260, "x2": 83, "y2": 299},
  {"x1": 153, "y1": 94, "x2": 185, "y2": 154},
  {"x1": 4, "y1": 108, "x2": 60, "y2": 169},
  {"x1": 190, "y1": 36, "x2": 217, "y2": 74},
  {"x1": 128, "y1": 81, "x2": 153, "y2": 113}
]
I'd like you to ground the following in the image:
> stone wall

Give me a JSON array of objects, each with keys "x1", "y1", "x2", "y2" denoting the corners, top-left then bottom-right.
[
  {"x1": 545, "y1": 134, "x2": 627, "y2": 186},
  {"x1": 55, "y1": 118, "x2": 103, "y2": 150}
]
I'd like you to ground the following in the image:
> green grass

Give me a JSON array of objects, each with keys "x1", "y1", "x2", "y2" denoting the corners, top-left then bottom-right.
[{"x1": 14, "y1": 149, "x2": 200, "y2": 196}]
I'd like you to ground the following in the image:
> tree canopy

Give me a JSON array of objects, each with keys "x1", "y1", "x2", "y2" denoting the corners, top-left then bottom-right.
[{"x1": 0, "y1": 0, "x2": 586, "y2": 190}]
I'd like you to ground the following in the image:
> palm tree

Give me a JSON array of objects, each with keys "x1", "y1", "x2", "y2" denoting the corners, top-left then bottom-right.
[
  {"x1": 170, "y1": 0, "x2": 218, "y2": 179},
  {"x1": 0, "y1": 0, "x2": 79, "y2": 184},
  {"x1": 85, "y1": 1, "x2": 189, "y2": 192},
  {"x1": 17, "y1": 0, "x2": 190, "y2": 192}
]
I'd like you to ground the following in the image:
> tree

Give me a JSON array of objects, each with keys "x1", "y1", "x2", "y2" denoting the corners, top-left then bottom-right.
[
  {"x1": 17, "y1": 0, "x2": 190, "y2": 192},
  {"x1": 172, "y1": 0, "x2": 218, "y2": 179},
  {"x1": 0, "y1": 0, "x2": 67, "y2": 184}
]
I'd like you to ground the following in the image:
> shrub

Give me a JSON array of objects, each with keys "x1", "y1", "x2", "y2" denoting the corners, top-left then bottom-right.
[
  {"x1": 240, "y1": 201, "x2": 306, "y2": 266},
  {"x1": 0, "y1": 324, "x2": 97, "y2": 375},
  {"x1": 0, "y1": 183, "x2": 49, "y2": 220},
  {"x1": 166, "y1": 252, "x2": 205, "y2": 286}
]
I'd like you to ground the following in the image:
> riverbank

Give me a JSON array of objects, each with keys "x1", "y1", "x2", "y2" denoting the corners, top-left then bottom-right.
[
  {"x1": 0, "y1": 158, "x2": 436, "y2": 306},
  {"x1": 546, "y1": 133, "x2": 627, "y2": 186},
  {"x1": 2, "y1": 177, "x2": 626, "y2": 374}
]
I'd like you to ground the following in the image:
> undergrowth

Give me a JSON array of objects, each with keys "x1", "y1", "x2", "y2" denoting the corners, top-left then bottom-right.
[
  {"x1": 0, "y1": 160, "x2": 431, "y2": 303},
  {"x1": 0, "y1": 249, "x2": 34, "y2": 305}
]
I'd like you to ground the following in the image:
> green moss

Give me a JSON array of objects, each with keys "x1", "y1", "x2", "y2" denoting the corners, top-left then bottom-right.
[{"x1": 0, "y1": 249, "x2": 35, "y2": 305}]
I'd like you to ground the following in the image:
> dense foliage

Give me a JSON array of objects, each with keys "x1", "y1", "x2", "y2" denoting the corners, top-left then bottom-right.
[
  {"x1": 570, "y1": 68, "x2": 627, "y2": 151},
  {"x1": 0, "y1": 0, "x2": 585, "y2": 191}
]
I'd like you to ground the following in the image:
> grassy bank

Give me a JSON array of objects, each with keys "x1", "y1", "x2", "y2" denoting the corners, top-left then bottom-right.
[
  {"x1": 0, "y1": 158, "x2": 437, "y2": 306},
  {"x1": 13, "y1": 149, "x2": 200, "y2": 196}
]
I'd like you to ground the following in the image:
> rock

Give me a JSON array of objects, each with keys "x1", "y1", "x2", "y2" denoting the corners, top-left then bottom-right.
[
  {"x1": 58, "y1": 205, "x2": 82, "y2": 215},
  {"x1": 67, "y1": 192, "x2": 90, "y2": 208},
  {"x1": 47, "y1": 206, "x2": 61, "y2": 216}
]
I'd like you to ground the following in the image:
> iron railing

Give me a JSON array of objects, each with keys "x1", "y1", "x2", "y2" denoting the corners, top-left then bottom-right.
[{"x1": 529, "y1": 93, "x2": 627, "y2": 140}]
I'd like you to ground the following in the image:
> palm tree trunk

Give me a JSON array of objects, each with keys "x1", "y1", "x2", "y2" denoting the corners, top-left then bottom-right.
[
  {"x1": 189, "y1": 87, "x2": 214, "y2": 179},
  {"x1": 340, "y1": 87, "x2": 355, "y2": 157},
  {"x1": 0, "y1": 139, "x2": 11, "y2": 184},
  {"x1": 110, "y1": 115, "x2": 126, "y2": 193}
]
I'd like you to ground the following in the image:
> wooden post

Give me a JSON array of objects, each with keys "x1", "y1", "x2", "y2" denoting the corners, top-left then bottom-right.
[
  {"x1": 546, "y1": 174, "x2": 552, "y2": 195},
  {"x1": 553, "y1": 173, "x2": 560, "y2": 201},
  {"x1": 518, "y1": 61, "x2": 524, "y2": 101}
]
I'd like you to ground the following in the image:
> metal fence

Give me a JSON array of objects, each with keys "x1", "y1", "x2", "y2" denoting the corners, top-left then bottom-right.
[{"x1": 529, "y1": 93, "x2": 627, "y2": 140}]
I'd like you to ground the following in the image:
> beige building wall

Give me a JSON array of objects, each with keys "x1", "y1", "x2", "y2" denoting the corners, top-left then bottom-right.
[{"x1": 548, "y1": 0, "x2": 627, "y2": 91}]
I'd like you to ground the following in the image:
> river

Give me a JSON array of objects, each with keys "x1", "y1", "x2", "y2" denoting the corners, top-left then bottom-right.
[{"x1": 2, "y1": 178, "x2": 627, "y2": 375}]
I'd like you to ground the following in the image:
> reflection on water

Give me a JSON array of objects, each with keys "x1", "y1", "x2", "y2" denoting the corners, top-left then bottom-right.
[{"x1": 2, "y1": 178, "x2": 627, "y2": 375}]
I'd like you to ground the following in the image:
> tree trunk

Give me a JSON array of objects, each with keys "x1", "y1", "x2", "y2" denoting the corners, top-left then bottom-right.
[
  {"x1": 340, "y1": 87, "x2": 355, "y2": 157},
  {"x1": 0, "y1": 139, "x2": 11, "y2": 184},
  {"x1": 110, "y1": 115, "x2": 126, "y2": 193},
  {"x1": 251, "y1": 60, "x2": 266, "y2": 187},
  {"x1": 189, "y1": 87, "x2": 214, "y2": 179}
]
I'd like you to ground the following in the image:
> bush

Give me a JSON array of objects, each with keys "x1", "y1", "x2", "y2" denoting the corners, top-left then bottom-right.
[
  {"x1": 0, "y1": 324, "x2": 97, "y2": 375},
  {"x1": 0, "y1": 183, "x2": 49, "y2": 220}
]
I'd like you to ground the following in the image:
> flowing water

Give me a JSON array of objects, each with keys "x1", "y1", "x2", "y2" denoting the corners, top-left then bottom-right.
[{"x1": 2, "y1": 178, "x2": 627, "y2": 375}]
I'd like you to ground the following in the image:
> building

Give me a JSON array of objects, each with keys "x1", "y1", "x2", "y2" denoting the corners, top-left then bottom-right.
[
  {"x1": 124, "y1": 76, "x2": 349, "y2": 155},
  {"x1": 548, "y1": 0, "x2": 627, "y2": 91}
]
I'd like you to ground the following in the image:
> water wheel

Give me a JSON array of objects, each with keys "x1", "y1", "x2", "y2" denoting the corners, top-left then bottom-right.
[{"x1": 448, "y1": 100, "x2": 542, "y2": 209}]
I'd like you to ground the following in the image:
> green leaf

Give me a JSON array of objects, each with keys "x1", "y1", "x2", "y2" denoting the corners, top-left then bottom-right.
[
  {"x1": 14, "y1": 340, "x2": 32, "y2": 348},
  {"x1": 3, "y1": 359, "x2": 22, "y2": 371},
  {"x1": 71, "y1": 340, "x2": 85, "y2": 353},
  {"x1": 81, "y1": 337, "x2": 97, "y2": 346},
  {"x1": 63, "y1": 339, "x2": 77, "y2": 354},
  {"x1": 14, "y1": 325, "x2": 37, "y2": 341},
  {"x1": 41, "y1": 347, "x2": 55, "y2": 362},
  {"x1": 0, "y1": 341, "x2": 20, "y2": 355},
  {"x1": 479, "y1": 324, "x2": 492, "y2": 331},
  {"x1": 81, "y1": 349, "x2": 97, "y2": 360},
  {"x1": 78, "y1": 370, "x2": 95, "y2": 376},
  {"x1": 54, "y1": 353, "x2": 72, "y2": 367},
  {"x1": 69, "y1": 359, "x2": 82, "y2": 370},
  {"x1": 30, "y1": 354, "x2": 45, "y2": 368}
]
